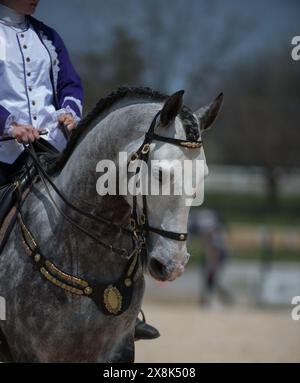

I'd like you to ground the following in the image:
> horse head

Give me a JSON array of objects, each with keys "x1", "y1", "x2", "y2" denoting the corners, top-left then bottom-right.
[{"x1": 126, "y1": 91, "x2": 223, "y2": 282}]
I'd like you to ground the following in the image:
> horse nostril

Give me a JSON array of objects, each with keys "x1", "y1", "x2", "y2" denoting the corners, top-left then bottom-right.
[{"x1": 149, "y1": 258, "x2": 167, "y2": 279}]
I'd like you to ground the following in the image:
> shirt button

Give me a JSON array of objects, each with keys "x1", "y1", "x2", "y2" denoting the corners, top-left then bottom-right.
[
  {"x1": 23, "y1": 44, "x2": 28, "y2": 49},
  {"x1": 28, "y1": 86, "x2": 32, "y2": 92},
  {"x1": 27, "y1": 72, "x2": 31, "y2": 77},
  {"x1": 20, "y1": 33, "x2": 24, "y2": 38},
  {"x1": 32, "y1": 101, "x2": 36, "y2": 106},
  {"x1": 33, "y1": 116, "x2": 37, "y2": 121},
  {"x1": 26, "y1": 57, "x2": 30, "y2": 63}
]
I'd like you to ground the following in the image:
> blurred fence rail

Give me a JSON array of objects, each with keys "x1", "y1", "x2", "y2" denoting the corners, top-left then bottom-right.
[{"x1": 205, "y1": 165, "x2": 300, "y2": 196}]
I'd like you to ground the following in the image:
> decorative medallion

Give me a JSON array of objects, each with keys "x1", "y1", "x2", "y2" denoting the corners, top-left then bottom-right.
[{"x1": 103, "y1": 286, "x2": 122, "y2": 314}]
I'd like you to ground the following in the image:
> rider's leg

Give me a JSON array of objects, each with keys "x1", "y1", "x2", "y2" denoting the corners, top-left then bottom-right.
[
  {"x1": 134, "y1": 310, "x2": 160, "y2": 341},
  {"x1": 0, "y1": 328, "x2": 13, "y2": 362}
]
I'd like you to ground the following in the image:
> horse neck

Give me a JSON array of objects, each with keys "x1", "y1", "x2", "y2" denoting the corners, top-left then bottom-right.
[
  {"x1": 51, "y1": 102, "x2": 160, "y2": 279},
  {"x1": 56, "y1": 101, "x2": 162, "y2": 214}
]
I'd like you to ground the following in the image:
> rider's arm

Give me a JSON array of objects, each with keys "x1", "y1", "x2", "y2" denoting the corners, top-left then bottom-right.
[
  {"x1": 52, "y1": 30, "x2": 84, "y2": 121},
  {"x1": 0, "y1": 104, "x2": 12, "y2": 136},
  {"x1": 0, "y1": 106, "x2": 42, "y2": 142}
]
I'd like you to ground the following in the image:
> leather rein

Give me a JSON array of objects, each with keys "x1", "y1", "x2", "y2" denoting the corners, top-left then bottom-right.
[{"x1": 17, "y1": 110, "x2": 203, "y2": 315}]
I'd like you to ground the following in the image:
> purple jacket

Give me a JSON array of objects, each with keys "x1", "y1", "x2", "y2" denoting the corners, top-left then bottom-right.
[{"x1": 0, "y1": 16, "x2": 83, "y2": 135}]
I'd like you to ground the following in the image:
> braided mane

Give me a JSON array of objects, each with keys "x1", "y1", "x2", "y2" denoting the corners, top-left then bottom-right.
[{"x1": 50, "y1": 86, "x2": 199, "y2": 172}]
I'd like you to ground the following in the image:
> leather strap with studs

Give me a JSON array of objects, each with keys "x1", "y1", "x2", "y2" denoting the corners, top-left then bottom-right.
[{"x1": 18, "y1": 213, "x2": 142, "y2": 316}]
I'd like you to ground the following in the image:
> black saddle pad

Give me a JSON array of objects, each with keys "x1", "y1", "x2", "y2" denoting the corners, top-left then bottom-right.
[
  {"x1": 0, "y1": 161, "x2": 38, "y2": 253},
  {"x1": 0, "y1": 182, "x2": 19, "y2": 228},
  {"x1": 0, "y1": 139, "x2": 60, "y2": 252}
]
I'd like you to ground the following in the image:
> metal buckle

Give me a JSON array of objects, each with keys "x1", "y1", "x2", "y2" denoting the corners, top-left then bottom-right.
[
  {"x1": 141, "y1": 143, "x2": 150, "y2": 155},
  {"x1": 131, "y1": 153, "x2": 138, "y2": 162},
  {"x1": 13, "y1": 181, "x2": 20, "y2": 191},
  {"x1": 130, "y1": 218, "x2": 136, "y2": 230},
  {"x1": 140, "y1": 214, "x2": 146, "y2": 225}
]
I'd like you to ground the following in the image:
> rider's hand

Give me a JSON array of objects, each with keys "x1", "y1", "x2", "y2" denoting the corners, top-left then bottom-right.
[
  {"x1": 11, "y1": 123, "x2": 43, "y2": 144},
  {"x1": 58, "y1": 113, "x2": 77, "y2": 131}
]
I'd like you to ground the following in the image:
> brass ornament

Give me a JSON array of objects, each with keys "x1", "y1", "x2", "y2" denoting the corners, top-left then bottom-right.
[
  {"x1": 103, "y1": 286, "x2": 122, "y2": 314},
  {"x1": 180, "y1": 141, "x2": 202, "y2": 149},
  {"x1": 13, "y1": 181, "x2": 20, "y2": 191},
  {"x1": 130, "y1": 218, "x2": 136, "y2": 230},
  {"x1": 124, "y1": 278, "x2": 132, "y2": 287},
  {"x1": 19, "y1": 216, "x2": 37, "y2": 249},
  {"x1": 140, "y1": 214, "x2": 146, "y2": 225},
  {"x1": 34, "y1": 253, "x2": 41, "y2": 263},
  {"x1": 45, "y1": 260, "x2": 88, "y2": 288},
  {"x1": 131, "y1": 153, "x2": 138, "y2": 162},
  {"x1": 127, "y1": 253, "x2": 138, "y2": 278},
  {"x1": 22, "y1": 240, "x2": 32, "y2": 257},
  {"x1": 40, "y1": 267, "x2": 84, "y2": 296},
  {"x1": 141, "y1": 143, "x2": 150, "y2": 154},
  {"x1": 179, "y1": 234, "x2": 186, "y2": 241},
  {"x1": 84, "y1": 286, "x2": 93, "y2": 296}
]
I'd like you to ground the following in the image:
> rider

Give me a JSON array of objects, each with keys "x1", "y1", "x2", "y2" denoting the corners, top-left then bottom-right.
[
  {"x1": 0, "y1": 0, "x2": 159, "y2": 341},
  {"x1": 0, "y1": 0, "x2": 81, "y2": 185}
]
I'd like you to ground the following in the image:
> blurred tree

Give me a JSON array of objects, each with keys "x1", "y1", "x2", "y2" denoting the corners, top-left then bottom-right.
[
  {"x1": 106, "y1": 26, "x2": 145, "y2": 86},
  {"x1": 139, "y1": 0, "x2": 192, "y2": 90},
  {"x1": 211, "y1": 49, "x2": 300, "y2": 207},
  {"x1": 139, "y1": 0, "x2": 256, "y2": 96},
  {"x1": 74, "y1": 26, "x2": 145, "y2": 112},
  {"x1": 66, "y1": 0, "x2": 299, "y2": 210}
]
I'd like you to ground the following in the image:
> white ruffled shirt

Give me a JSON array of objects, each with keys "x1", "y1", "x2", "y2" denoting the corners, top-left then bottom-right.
[{"x1": 0, "y1": 4, "x2": 77, "y2": 164}]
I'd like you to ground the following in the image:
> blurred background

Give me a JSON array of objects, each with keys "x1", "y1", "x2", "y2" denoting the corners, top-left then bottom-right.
[{"x1": 37, "y1": 0, "x2": 300, "y2": 362}]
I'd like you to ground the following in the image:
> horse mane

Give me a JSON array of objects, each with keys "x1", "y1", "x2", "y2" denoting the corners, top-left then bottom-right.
[{"x1": 49, "y1": 86, "x2": 199, "y2": 173}]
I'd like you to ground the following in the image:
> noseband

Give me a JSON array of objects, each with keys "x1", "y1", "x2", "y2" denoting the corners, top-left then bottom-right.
[{"x1": 129, "y1": 111, "x2": 203, "y2": 244}]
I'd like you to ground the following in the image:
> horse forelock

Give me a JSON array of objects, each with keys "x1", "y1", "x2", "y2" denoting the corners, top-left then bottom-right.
[
  {"x1": 49, "y1": 86, "x2": 200, "y2": 173},
  {"x1": 180, "y1": 106, "x2": 200, "y2": 142}
]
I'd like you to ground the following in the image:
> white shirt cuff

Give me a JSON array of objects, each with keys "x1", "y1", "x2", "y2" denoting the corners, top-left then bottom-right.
[
  {"x1": 3, "y1": 114, "x2": 16, "y2": 137},
  {"x1": 53, "y1": 106, "x2": 81, "y2": 126}
]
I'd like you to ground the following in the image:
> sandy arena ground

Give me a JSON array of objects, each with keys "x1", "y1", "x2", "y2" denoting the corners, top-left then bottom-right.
[{"x1": 135, "y1": 302, "x2": 300, "y2": 363}]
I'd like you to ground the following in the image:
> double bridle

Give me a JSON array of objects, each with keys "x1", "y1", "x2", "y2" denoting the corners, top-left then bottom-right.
[
  {"x1": 17, "y1": 109, "x2": 203, "y2": 316},
  {"x1": 129, "y1": 111, "x2": 203, "y2": 244}
]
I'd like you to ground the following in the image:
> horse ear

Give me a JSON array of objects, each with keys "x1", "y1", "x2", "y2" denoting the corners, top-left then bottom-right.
[
  {"x1": 160, "y1": 90, "x2": 185, "y2": 127},
  {"x1": 195, "y1": 93, "x2": 224, "y2": 131}
]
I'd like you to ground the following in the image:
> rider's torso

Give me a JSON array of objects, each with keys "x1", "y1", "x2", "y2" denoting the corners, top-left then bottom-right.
[{"x1": 0, "y1": 21, "x2": 67, "y2": 164}]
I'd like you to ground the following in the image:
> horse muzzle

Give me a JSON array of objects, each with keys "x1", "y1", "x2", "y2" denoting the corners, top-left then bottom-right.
[{"x1": 148, "y1": 258, "x2": 186, "y2": 282}]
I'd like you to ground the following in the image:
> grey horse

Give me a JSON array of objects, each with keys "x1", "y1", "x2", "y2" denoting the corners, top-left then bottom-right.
[{"x1": 0, "y1": 87, "x2": 223, "y2": 362}]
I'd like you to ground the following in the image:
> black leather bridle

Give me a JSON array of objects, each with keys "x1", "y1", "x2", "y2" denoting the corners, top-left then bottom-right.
[{"x1": 129, "y1": 111, "x2": 203, "y2": 245}]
